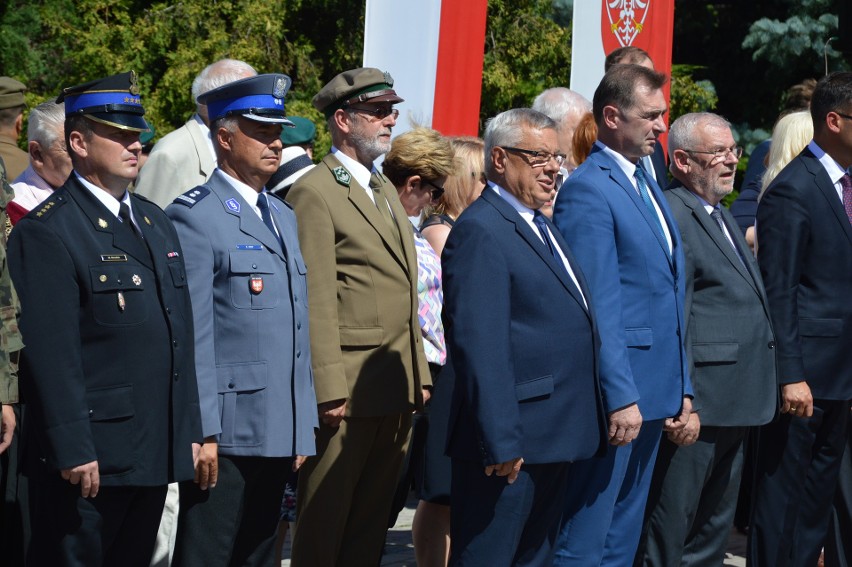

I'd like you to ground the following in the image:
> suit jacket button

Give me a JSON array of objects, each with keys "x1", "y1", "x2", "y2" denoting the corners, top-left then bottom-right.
[
  {"x1": 88, "y1": 409, "x2": 94, "y2": 417},
  {"x1": 172, "y1": 340, "x2": 178, "y2": 347},
  {"x1": 228, "y1": 383, "x2": 235, "y2": 389},
  {"x1": 173, "y1": 372, "x2": 179, "y2": 382},
  {"x1": 252, "y1": 263, "x2": 258, "y2": 269},
  {"x1": 296, "y1": 350, "x2": 301, "y2": 358},
  {"x1": 768, "y1": 341, "x2": 776, "y2": 349}
]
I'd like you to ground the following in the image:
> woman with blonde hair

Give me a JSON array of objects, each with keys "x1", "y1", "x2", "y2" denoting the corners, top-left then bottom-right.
[
  {"x1": 381, "y1": 128, "x2": 456, "y2": 566},
  {"x1": 759, "y1": 110, "x2": 814, "y2": 199},
  {"x1": 420, "y1": 136, "x2": 486, "y2": 256}
]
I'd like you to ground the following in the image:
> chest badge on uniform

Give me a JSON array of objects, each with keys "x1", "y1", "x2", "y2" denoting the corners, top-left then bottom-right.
[
  {"x1": 250, "y1": 275, "x2": 264, "y2": 294},
  {"x1": 132, "y1": 274, "x2": 142, "y2": 286},
  {"x1": 332, "y1": 167, "x2": 351, "y2": 187},
  {"x1": 225, "y1": 198, "x2": 241, "y2": 213},
  {"x1": 98, "y1": 218, "x2": 108, "y2": 228}
]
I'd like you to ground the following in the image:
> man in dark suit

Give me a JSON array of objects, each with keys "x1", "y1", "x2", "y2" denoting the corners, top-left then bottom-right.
[
  {"x1": 286, "y1": 68, "x2": 431, "y2": 566},
  {"x1": 441, "y1": 108, "x2": 604, "y2": 566},
  {"x1": 551, "y1": 64, "x2": 693, "y2": 566},
  {"x1": 166, "y1": 74, "x2": 317, "y2": 567},
  {"x1": 7, "y1": 71, "x2": 201, "y2": 566},
  {"x1": 748, "y1": 71, "x2": 852, "y2": 567},
  {"x1": 635, "y1": 112, "x2": 778, "y2": 566}
]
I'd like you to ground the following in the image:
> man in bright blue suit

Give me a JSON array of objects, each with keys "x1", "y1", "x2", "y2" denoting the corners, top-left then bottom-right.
[
  {"x1": 551, "y1": 64, "x2": 693, "y2": 566},
  {"x1": 166, "y1": 74, "x2": 317, "y2": 567},
  {"x1": 442, "y1": 108, "x2": 606, "y2": 566}
]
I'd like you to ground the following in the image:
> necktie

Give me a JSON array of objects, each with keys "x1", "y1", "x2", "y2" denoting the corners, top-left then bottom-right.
[
  {"x1": 841, "y1": 173, "x2": 852, "y2": 226},
  {"x1": 710, "y1": 207, "x2": 746, "y2": 267},
  {"x1": 370, "y1": 172, "x2": 402, "y2": 248},
  {"x1": 634, "y1": 165, "x2": 666, "y2": 243},
  {"x1": 256, "y1": 193, "x2": 283, "y2": 247},
  {"x1": 533, "y1": 210, "x2": 560, "y2": 262},
  {"x1": 118, "y1": 202, "x2": 143, "y2": 241}
]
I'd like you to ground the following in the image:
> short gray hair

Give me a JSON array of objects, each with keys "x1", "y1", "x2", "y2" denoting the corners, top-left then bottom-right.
[
  {"x1": 668, "y1": 112, "x2": 731, "y2": 155},
  {"x1": 484, "y1": 108, "x2": 557, "y2": 178},
  {"x1": 531, "y1": 88, "x2": 591, "y2": 123},
  {"x1": 192, "y1": 59, "x2": 257, "y2": 105},
  {"x1": 28, "y1": 101, "x2": 65, "y2": 147}
]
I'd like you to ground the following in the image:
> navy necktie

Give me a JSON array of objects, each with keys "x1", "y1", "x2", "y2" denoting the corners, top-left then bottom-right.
[
  {"x1": 533, "y1": 210, "x2": 560, "y2": 261},
  {"x1": 118, "y1": 202, "x2": 143, "y2": 241},
  {"x1": 256, "y1": 193, "x2": 281, "y2": 245}
]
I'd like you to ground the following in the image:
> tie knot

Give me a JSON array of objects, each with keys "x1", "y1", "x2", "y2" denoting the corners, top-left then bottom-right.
[
  {"x1": 256, "y1": 192, "x2": 269, "y2": 211},
  {"x1": 841, "y1": 173, "x2": 852, "y2": 191},
  {"x1": 533, "y1": 210, "x2": 548, "y2": 227}
]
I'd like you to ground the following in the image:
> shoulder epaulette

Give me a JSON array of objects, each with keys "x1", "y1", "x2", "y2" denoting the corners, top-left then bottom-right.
[
  {"x1": 30, "y1": 195, "x2": 67, "y2": 221},
  {"x1": 173, "y1": 186, "x2": 210, "y2": 208}
]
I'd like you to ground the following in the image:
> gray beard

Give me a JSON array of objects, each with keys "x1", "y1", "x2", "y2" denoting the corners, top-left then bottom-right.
[{"x1": 349, "y1": 130, "x2": 390, "y2": 163}]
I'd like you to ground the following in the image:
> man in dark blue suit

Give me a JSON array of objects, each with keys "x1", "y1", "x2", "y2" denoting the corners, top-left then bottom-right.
[
  {"x1": 551, "y1": 64, "x2": 693, "y2": 566},
  {"x1": 441, "y1": 108, "x2": 605, "y2": 566},
  {"x1": 749, "y1": 71, "x2": 852, "y2": 567}
]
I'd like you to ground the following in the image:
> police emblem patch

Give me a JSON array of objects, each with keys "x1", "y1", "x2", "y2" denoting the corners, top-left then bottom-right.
[
  {"x1": 333, "y1": 167, "x2": 351, "y2": 187},
  {"x1": 225, "y1": 198, "x2": 241, "y2": 213}
]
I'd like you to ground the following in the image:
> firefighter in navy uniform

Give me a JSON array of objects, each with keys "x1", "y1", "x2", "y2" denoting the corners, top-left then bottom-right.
[{"x1": 7, "y1": 71, "x2": 201, "y2": 567}]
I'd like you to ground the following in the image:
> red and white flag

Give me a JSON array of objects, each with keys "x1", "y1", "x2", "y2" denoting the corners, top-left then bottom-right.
[
  {"x1": 363, "y1": 0, "x2": 487, "y2": 138},
  {"x1": 570, "y1": 1, "x2": 675, "y2": 105}
]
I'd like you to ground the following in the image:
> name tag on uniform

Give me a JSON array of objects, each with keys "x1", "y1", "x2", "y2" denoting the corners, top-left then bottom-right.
[
  {"x1": 100, "y1": 254, "x2": 128, "y2": 262},
  {"x1": 236, "y1": 244, "x2": 263, "y2": 250}
]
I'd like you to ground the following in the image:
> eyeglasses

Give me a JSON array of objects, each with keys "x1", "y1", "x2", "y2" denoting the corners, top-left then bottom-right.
[
  {"x1": 835, "y1": 111, "x2": 852, "y2": 121},
  {"x1": 422, "y1": 179, "x2": 445, "y2": 200},
  {"x1": 348, "y1": 105, "x2": 399, "y2": 120},
  {"x1": 499, "y1": 146, "x2": 566, "y2": 168},
  {"x1": 684, "y1": 145, "x2": 743, "y2": 164}
]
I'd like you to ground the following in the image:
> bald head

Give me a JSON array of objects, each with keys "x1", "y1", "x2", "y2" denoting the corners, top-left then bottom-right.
[
  {"x1": 192, "y1": 59, "x2": 257, "y2": 123},
  {"x1": 532, "y1": 88, "x2": 592, "y2": 166}
]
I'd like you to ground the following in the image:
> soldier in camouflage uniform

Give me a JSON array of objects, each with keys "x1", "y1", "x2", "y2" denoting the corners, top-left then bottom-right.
[
  {"x1": 0, "y1": 153, "x2": 23, "y2": 565},
  {"x1": 0, "y1": 153, "x2": 22, "y2": 450}
]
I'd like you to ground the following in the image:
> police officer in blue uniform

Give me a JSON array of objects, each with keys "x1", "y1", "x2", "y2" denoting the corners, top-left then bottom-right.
[
  {"x1": 7, "y1": 71, "x2": 202, "y2": 567},
  {"x1": 166, "y1": 73, "x2": 317, "y2": 567}
]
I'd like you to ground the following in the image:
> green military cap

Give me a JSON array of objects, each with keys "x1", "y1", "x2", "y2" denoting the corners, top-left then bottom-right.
[
  {"x1": 313, "y1": 67, "x2": 404, "y2": 118},
  {"x1": 280, "y1": 116, "x2": 316, "y2": 146},
  {"x1": 0, "y1": 77, "x2": 26, "y2": 110}
]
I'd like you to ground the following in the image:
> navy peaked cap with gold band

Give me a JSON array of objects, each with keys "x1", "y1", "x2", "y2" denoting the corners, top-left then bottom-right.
[
  {"x1": 313, "y1": 67, "x2": 404, "y2": 118},
  {"x1": 57, "y1": 71, "x2": 150, "y2": 133},
  {"x1": 198, "y1": 73, "x2": 294, "y2": 125}
]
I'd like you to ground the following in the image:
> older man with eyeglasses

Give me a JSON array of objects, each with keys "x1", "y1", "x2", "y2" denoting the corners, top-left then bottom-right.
[
  {"x1": 285, "y1": 68, "x2": 432, "y2": 567},
  {"x1": 634, "y1": 112, "x2": 777, "y2": 567},
  {"x1": 438, "y1": 108, "x2": 605, "y2": 566}
]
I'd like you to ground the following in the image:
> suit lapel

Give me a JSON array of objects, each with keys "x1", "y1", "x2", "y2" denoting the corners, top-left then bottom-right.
[
  {"x1": 803, "y1": 151, "x2": 852, "y2": 246},
  {"x1": 133, "y1": 197, "x2": 169, "y2": 278},
  {"x1": 66, "y1": 178, "x2": 153, "y2": 268},
  {"x1": 187, "y1": 117, "x2": 216, "y2": 180},
  {"x1": 482, "y1": 190, "x2": 588, "y2": 315},
  {"x1": 672, "y1": 186, "x2": 759, "y2": 295},
  {"x1": 591, "y1": 149, "x2": 673, "y2": 266},
  {"x1": 322, "y1": 155, "x2": 409, "y2": 273}
]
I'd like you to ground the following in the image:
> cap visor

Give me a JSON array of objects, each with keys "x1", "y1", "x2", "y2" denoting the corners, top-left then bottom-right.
[
  {"x1": 364, "y1": 93, "x2": 404, "y2": 105},
  {"x1": 86, "y1": 112, "x2": 150, "y2": 133},
  {"x1": 241, "y1": 113, "x2": 295, "y2": 126}
]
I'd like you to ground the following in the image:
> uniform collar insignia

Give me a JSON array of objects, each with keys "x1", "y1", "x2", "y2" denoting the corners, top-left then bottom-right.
[{"x1": 333, "y1": 166, "x2": 351, "y2": 187}]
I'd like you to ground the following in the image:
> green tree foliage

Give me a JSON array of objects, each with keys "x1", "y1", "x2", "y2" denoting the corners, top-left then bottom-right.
[
  {"x1": 479, "y1": 0, "x2": 572, "y2": 129},
  {"x1": 669, "y1": 65, "x2": 718, "y2": 121}
]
